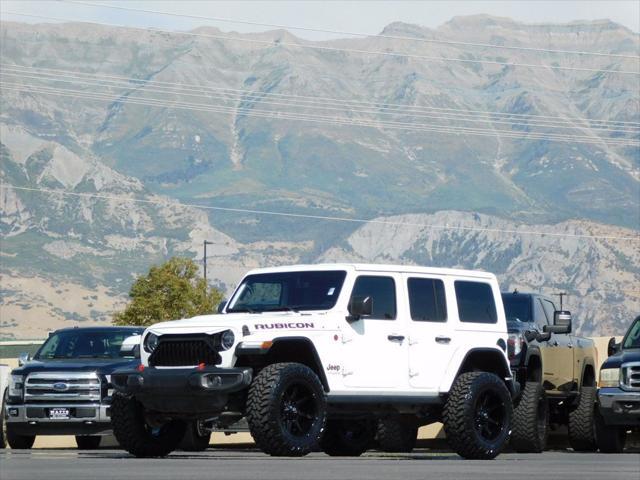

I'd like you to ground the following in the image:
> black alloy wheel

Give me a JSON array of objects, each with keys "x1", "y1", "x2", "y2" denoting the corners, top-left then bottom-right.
[
  {"x1": 279, "y1": 383, "x2": 319, "y2": 438},
  {"x1": 473, "y1": 389, "x2": 508, "y2": 442}
]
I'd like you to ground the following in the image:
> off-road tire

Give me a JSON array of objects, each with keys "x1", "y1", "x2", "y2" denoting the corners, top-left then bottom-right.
[
  {"x1": 6, "y1": 424, "x2": 35, "y2": 450},
  {"x1": 595, "y1": 411, "x2": 626, "y2": 453},
  {"x1": 111, "y1": 391, "x2": 186, "y2": 458},
  {"x1": 568, "y1": 386, "x2": 597, "y2": 452},
  {"x1": 511, "y1": 381, "x2": 548, "y2": 453},
  {"x1": 180, "y1": 420, "x2": 211, "y2": 452},
  {"x1": 443, "y1": 372, "x2": 512, "y2": 460},
  {"x1": 246, "y1": 362, "x2": 326, "y2": 457},
  {"x1": 75, "y1": 435, "x2": 101, "y2": 450},
  {"x1": 320, "y1": 418, "x2": 375, "y2": 456},
  {"x1": 376, "y1": 416, "x2": 418, "y2": 453}
]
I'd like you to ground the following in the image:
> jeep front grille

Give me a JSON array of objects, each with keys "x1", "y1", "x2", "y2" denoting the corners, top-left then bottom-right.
[
  {"x1": 621, "y1": 362, "x2": 640, "y2": 391},
  {"x1": 149, "y1": 337, "x2": 221, "y2": 367},
  {"x1": 24, "y1": 371, "x2": 101, "y2": 403}
]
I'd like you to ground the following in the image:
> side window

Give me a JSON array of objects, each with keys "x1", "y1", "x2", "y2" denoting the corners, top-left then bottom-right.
[
  {"x1": 533, "y1": 299, "x2": 548, "y2": 327},
  {"x1": 454, "y1": 281, "x2": 497, "y2": 324},
  {"x1": 350, "y1": 276, "x2": 396, "y2": 320},
  {"x1": 542, "y1": 300, "x2": 556, "y2": 326},
  {"x1": 407, "y1": 278, "x2": 447, "y2": 322}
]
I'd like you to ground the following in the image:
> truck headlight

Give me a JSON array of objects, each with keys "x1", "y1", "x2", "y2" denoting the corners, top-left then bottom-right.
[
  {"x1": 9, "y1": 374, "x2": 24, "y2": 399},
  {"x1": 219, "y1": 330, "x2": 235, "y2": 351},
  {"x1": 599, "y1": 368, "x2": 620, "y2": 388},
  {"x1": 144, "y1": 333, "x2": 159, "y2": 353}
]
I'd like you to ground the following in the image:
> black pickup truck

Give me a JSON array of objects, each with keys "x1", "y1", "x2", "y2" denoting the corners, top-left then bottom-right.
[
  {"x1": 596, "y1": 315, "x2": 640, "y2": 453},
  {"x1": 4, "y1": 327, "x2": 144, "y2": 449}
]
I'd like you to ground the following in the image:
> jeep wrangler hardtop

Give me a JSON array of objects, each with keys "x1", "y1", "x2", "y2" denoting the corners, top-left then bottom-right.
[{"x1": 111, "y1": 263, "x2": 516, "y2": 459}]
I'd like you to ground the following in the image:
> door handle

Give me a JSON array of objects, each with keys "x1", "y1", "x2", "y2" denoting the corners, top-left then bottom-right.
[
  {"x1": 387, "y1": 335, "x2": 405, "y2": 342},
  {"x1": 435, "y1": 336, "x2": 451, "y2": 344}
]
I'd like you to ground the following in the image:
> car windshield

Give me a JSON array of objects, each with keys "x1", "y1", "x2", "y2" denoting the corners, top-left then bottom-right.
[
  {"x1": 502, "y1": 294, "x2": 532, "y2": 323},
  {"x1": 227, "y1": 270, "x2": 347, "y2": 313},
  {"x1": 622, "y1": 317, "x2": 640, "y2": 350},
  {"x1": 35, "y1": 329, "x2": 144, "y2": 360}
]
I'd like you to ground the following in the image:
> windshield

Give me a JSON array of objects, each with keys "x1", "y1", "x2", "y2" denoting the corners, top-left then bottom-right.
[
  {"x1": 35, "y1": 329, "x2": 144, "y2": 360},
  {"x1": 227, "y1": 270, "x2": 347, "y2": 313},
  {"x1": 622, "y1": 317, "x2": 640, "y2": 350},
  {"x1": 502, "y1": 294, "x2": 532, "y2": 323}
]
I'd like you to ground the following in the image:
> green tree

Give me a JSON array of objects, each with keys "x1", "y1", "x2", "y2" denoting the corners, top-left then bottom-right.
[{"x1": 113, "y1": 257, "x2": 223, "y2": 327}]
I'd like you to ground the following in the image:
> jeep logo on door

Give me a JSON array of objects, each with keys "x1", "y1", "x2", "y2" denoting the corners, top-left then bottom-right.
[{"x1": 53, "y1": 382, "x2": 69, "y2": 391}]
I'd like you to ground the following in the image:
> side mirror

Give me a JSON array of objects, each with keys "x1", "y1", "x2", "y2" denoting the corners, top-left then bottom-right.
[
  {"x1": 347, "y1": 296, "x2": 372, "y2": 322},
  {"x1": 217, "y1": 300, "x2": 227, "y2": 314},
  {"x1": 607, "y1": 337, "x2": 620, "y2": 357},
  {"x1": 543, "y1": 310, "x2": 572, "y2": 334},
  {"x1": 18, "y1": 352, "x2": 31, "y2": 366}
]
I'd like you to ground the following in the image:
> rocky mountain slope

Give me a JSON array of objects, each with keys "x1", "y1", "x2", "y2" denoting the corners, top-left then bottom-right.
[{"x1": 0, "y1": 16, "x2": 638, "y2": 339}]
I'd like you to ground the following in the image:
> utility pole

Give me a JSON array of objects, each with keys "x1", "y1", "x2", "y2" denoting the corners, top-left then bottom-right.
[
  {"x1": 554, "y1": 292, "x2": 568, "y2": 310},
  {"x1": 203, "y1": 240, "x2": 213, "y2": 282}
]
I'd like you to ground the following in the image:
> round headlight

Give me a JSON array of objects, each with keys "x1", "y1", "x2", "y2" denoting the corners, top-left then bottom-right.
[
  {"x1": 220, "y1": 330, "x2": 235, "y2": 351},
  {"x1": 144, "y1": 333, "x2": 159, "y2": 353}
]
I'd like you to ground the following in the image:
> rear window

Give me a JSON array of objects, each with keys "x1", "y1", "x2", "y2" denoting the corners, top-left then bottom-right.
[
  {"x1": 455, "y1": 281, "x2": 497, "y2": 324},
  {"x1": 408, "y1": 278, "x2": 447, "y2": 322},
  {"x1": 502, "y1": 294, "x2": 532, "y2": 323},
  {"x1": 350, "y1": 276, "x2": 396, "y2": 320}
]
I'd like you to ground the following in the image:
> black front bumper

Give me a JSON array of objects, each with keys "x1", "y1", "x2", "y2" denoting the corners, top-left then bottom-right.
[
  {"x1": 598, "y1": 387, "x2": 640, "y2": 426},
  {"x1": 111, "y1": 366, "x2": 252, "y2": 415}
]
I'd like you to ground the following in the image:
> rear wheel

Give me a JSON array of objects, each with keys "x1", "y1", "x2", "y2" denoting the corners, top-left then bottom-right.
[
  {"x1": 6, "y1": 425, "x2": 35, "y2": 450},
  {"x1": 75, "y1": 435, "x2": 101, "y2": 450},
  {"x1": 320, "y1": 418, "x2": 375, "y2": 456},
  {"x1": 247, "y1": 362, "x2": 326, "y2": 457},
  {"x1": 511, "y1": 382, "x2": 548, "y2": 453},
  {"x1": 443, "y1": 372, "x2": 512, "y2": 460},
  {"x1": 376, "y1": 416, "x2": 418, "y2": 453},
  {"x1": 595, "y1": 411, "x2": 626, "y2": 453},
  {"x1": 568, "y1": 387, "x2": 597, "y2": 452},
  {"x1": 111, "y1": 391, "x2": 186, "y2": 458},
  {"x1": 180, "y1": 420, "x2": 212, "y2": 452}
]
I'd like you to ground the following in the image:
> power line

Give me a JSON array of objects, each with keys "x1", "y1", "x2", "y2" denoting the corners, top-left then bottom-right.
[
  {"x1": 4, "y1": 82, "x2": 638, "y2": 147},
  {"x1": 2, "y1": 184, "x2": 638, "y2": 242},
  {"x1": 4, "y1": 11, "x2": 639, "y2": 76},
  {"x1": 66, "y1": 0, "x2": 640, "y2": 61},
  {"x1": 4, "y1": 65, "x2": 639, "y2": 134},
  {"x1": 4, "y1": 64, "x2": 637, "y2": 129}
]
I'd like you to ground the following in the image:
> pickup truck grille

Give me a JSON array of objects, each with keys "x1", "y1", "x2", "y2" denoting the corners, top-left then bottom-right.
[
  {"x1": 149, "y1": 337, "x2": 221, "y2": 367},
  {"x1": 24, "y1": 371, "x2": 101, "y2": 403},
  {"x1": 621, "y1": 362, "x2": 640, "y2": 391}
]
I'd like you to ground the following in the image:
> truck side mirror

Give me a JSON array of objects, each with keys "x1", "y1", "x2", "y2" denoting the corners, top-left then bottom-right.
[
  {"x1": 18, "y1": 352, "x2": 31, "y2": 366},
  {"x1": 217, "y1": 300, "x2": 227, "y2": 314},
  {"x1": 347, "y1": 296, "x2": 372, "y2": 322},
  {"x1": 543, "y1": 311, "x2": 572, "y2": 334},
  {"x1": 607, "y1": 337, "x2": 620, "y2": 357}
]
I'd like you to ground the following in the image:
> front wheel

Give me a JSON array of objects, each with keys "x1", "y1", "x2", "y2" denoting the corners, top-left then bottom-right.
[
  {"x1": 320, "y1": 418, "x2": 375, "y2": 456},
  {"x1": 595, "y1": 411, "x2": 626, "y2": 453},
  {"x1": 6, "y1": 424, "x2": 35, "y2": 450},
  {"x1": 443, "y1": 372, "x2": 512, "y2": 460},
  {"x1": 75, "y1": 435, "x2": 101, "y2": 450},
  {"x1": 246, "y1": 362, "x2": 326, "y2": 457},
  {"x1": 111, "y1": 392, "x2": 186, "y2": 458},
  {"x1": 510, "y1": 381, "x2": 548, "y2": 453},
  {"x1": 568, "y1": 387, "x2": 597, "y2": 452}
]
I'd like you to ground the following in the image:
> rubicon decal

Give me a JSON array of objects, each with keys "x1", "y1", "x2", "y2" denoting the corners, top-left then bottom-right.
[{"x1": 254, "y1": 322, "x2": 315, "y2": 330}]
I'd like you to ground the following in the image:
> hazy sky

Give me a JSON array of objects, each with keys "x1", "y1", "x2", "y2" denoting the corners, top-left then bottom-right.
[{"x1": 2, "y1": 1, "x2": 639, "y2": 38}]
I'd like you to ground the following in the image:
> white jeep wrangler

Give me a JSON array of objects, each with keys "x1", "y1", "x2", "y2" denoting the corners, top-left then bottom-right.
[{"x1": 111, "y1": 263, "x2": 516, "y2": 459}]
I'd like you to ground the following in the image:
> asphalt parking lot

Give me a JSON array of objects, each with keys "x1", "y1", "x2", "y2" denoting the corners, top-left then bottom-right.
[{"x1": 1, "y1": 448, "x2": 638, "y2": 480}]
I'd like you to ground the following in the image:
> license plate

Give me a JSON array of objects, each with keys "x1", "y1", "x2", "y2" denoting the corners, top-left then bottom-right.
[{"x1": 49, "y1": 407, "x2": 70, "y2": 419}]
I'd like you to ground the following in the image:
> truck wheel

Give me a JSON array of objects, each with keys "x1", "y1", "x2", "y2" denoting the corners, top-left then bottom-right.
[
  {"x1": 510, "y1": 381, "x2": 548, "y2": 453},
  {"x1": 75, "y1": 435, "x2": 101, "y2": 450},
  {"x1": 246, "y1": 362, "x2": 326, "y2": 457},
  {"x1": 320, "y1": 418, "x2": 375, "y2": 456},
  {"x1": 568, "y1": 386, "x2": 597, "y2": 452},
  {"x1": 6, "y1": 424, "x2": 35, "y2": 450},
  {"x1": 595, "y1": 411, "x2": 626, "y2": 453},
  {"x1": 376, "y1": 416, "x2": 418, "y2": 453},
  {"x1": 443, "y1": 372, "x2": 512, "y2": 460},
  {"x1": 180, "y1": 420, "x2": 211, "y2": 452},
  {"x1": 111, "y1": 391, "x2": 186, "y2": 458}
]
